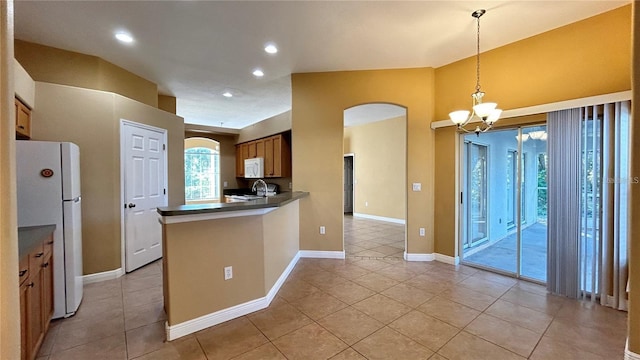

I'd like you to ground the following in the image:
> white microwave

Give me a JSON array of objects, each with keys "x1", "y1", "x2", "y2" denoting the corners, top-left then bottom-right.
[{"x1": 244, "y1": 158, "x2": 264, "y2": 178}]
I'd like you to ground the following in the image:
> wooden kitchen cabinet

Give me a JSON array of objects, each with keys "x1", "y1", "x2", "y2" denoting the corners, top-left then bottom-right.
[
  {"x1": 42, "y1": 238, "x2": 54, "y2": 324},
  {"x1": 235, "y1": 133, "x2": 291, "y2": 178},
  {"x1": 19, "y1": 231, "x2": 54, "y2": 360},
  {"x1": 236, "y1": 145, "x2": 244, "y2": 177},
  {"x1": 15, "y1": 98, "x2": 31, "y2": 139},
  {"x1": 248, "y1": 141, "x2": 257, "y2": 158},
  {"x1": 265, "y1": 134, "x2": 290, "y2": 178},
  {"x1": 255, "y1": 139, "x2": 265, "y2": 159}
]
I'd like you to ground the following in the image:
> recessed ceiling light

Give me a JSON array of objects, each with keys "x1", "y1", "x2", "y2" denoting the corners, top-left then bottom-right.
[
  {"x1": 264, "y1": 43, "x2": 278, "y2": 54},
  {"x1": 222, "y1": 91, "x2": 233, "y2": 98},
  {"x1": 115, "y1": 32, "x2": 134, "y2": 43},
  {"x1": 252, "y1": 69, "x2": 264, "y2": 77}
]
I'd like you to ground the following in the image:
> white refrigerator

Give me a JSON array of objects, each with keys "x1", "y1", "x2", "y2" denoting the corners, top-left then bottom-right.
[{"x1": 17, "y1": 141, "x2": 83, "y2": 319}]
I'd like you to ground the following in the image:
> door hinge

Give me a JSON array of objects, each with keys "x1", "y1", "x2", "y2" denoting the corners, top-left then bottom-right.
[
  {"x1": 460, "y1": 192, "x2": 463, "y2": 204},
  {"x1": 164, "y1": 188, "x2": 166, "y2": 195},
  {"x1": 163, "y1": 144, "x2": 166, "y2": 151}
]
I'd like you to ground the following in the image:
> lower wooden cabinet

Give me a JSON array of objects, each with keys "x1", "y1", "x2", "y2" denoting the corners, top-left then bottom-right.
[{"x1": 19, "y1": 233, "x2": 53, "y2": 360}]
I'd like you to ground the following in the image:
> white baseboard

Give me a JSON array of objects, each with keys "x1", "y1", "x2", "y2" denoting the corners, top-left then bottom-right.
[
  {"x1": 404, "y1": 252, "x2": 435, "y2": 262},
  {"x1": 352, "y1": 213, "x2": 405, "y2": 225},
  {"x1": 626, "y1": 339, "x2": 640, "y2": 360},
  {"x1": 299, "y1": 250, "x2": 346, "y2": 259},
  {"x1": 403, "y1": 252, "x2": 459, "y2": 264},
  {"x1": 605, "y1": 295, "x2": 629, "y2": 311},
  {"x1": 166, "y1": 296, "x2": 267, "y2": 341},
  {"x1": 266, "y1": 252, "x2": 300, "y2": 303},
  {"x1": 434, "y1": 253, "x2": 460, "y2": 265},
  {"x1": 83, "y1": 267, "x2": 125, "y2": 285},
  {"x1": 165, "y1": 252, "x2": 300, "y2": 341}
]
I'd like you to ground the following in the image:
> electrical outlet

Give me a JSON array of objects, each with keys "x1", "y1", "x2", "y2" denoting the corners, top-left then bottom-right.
[
  {"x1": 320, "y1": 226, "x2": 326, "y2": 235},
  {"x1": 224, "y1": 266, "x2": 233, "y2": 280},
  {"x1": 419, "y1": 228, "x2": 425, "y2": 237},
  {"x1": 365, "y1": 201, "x2": 368, "y2": 207},
  {"x1": 412, "y1": 183, "x2": 422, "y2": 192},
  {"x1": 223, "y1": 181, "x2": 228, "y2": 188}
]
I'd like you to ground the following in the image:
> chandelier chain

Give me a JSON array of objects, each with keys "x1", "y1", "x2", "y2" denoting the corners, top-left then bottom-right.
[{"x1": 475, "y1": 13, "x2": 481, "y2": 93}]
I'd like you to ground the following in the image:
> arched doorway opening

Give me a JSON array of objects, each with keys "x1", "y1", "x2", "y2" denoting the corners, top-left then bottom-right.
[{"x1": 343, "y1": 103, "x2": 407, "y2": 259}]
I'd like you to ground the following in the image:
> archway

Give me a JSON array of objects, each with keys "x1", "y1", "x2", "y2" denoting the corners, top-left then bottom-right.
[{"x1": 343, "y1": 103, "x2": 407, "y2": 259}]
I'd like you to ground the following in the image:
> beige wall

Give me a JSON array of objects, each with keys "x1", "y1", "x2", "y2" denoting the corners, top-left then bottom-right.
[
  {"x1": 185, "y1": 131, "x2": 241, "y2": 190},
  {"x1": 434, "y1": 5, "x2": 631, "y2": 121},
  {"x1": 14, "y1": 59, "x2": 34, "y2": 107},
  {"x1": 433, "y1": 5, "x2": 632, "y2": 258},
  {"x1": 237, "y1": 110, "x2": 291, "y2": 144},
  {"x1": 263, "y1": 200, "x2": 299, "y2": 291},
  {"x1": 0, "y1": 1, "x2": 20, "y2": 358},
  {"x1": 292, "y1": 68, "x2": 435, "y2": 254},
  {"x1": 158, "y1": 95, "x2": 177, "y2": 114},
  {"x1": 629, "y1": 1, "x2": 639, "y2": 353},
  {"x1": 33, "y1": 82, "x2": 184, "y2": 275},
  {"x1": 162, "y1": 200, "x2": 300, "y2": 326},
  {"x1": 163, "y1": 216, "x2": 264, "y2": 325},
  {"x1": 14, "y1": 40, "x2": 159, "y2": 108},
  {"x1": 343, "y1": 115, "x2": 406, "y2": 220}
]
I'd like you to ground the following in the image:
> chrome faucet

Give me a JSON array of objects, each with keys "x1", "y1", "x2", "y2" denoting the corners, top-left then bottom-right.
[{"x1": 251, "y1": 179, "x2": 268, "y2": 197}]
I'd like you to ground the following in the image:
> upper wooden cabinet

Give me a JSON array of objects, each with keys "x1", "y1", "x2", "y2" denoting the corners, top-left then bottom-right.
[
  {"x1": 15, "y1": 98, "x2": 32, "y2": 139},
  {"x1": 236, "y1": 133, "x2": 291, "y2": 178}
]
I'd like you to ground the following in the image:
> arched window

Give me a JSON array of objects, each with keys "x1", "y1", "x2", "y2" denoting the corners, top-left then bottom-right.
[{"x1": 184, "y1": 138, "x2": 220, "y2": 203}]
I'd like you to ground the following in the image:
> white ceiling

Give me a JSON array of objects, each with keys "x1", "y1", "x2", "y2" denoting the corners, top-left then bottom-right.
[{"x1": 14, "y1": 1, "x2": 628, "y2": 129}]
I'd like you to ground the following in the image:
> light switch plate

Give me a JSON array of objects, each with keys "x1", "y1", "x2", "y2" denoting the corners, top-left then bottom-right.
[
  {"x1": 320, "y1": 226, "x2": 326, "y2": 235},
  {"x1": 412, "y1": 183, "x2": 422, "y2": 192},
  {"x1": 419, "y1": 228, "x2": 425, "y2": 237},
  {"x1": 223, "y1": 181, "x2": 228, "y2": 188},
  {"x1": 224, "y1": 266, "x2": 233, "y2": 280}
]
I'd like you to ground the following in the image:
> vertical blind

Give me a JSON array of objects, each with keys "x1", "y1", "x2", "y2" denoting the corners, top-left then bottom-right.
[
  {"x1": 547, "y1": 108, "x2": 583, "y2": 298},
  {"x1": 547, "y1": 101, "x2": 630, "y2": 310}
]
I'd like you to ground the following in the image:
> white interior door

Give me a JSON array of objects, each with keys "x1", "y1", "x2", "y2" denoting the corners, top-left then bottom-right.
[{"x1": 123, "y1": 122, "x2": 167, "y2": 272}]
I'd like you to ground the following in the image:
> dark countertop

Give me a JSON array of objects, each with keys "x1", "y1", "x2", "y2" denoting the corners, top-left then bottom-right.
[
  {"x1": 18, "y1": 225, "x2": 55, "y2": 259},
  {"x1": 157, "y1": 191, "x2": 309, "y2": 217}
]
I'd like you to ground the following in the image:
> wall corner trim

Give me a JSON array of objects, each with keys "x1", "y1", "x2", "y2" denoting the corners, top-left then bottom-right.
[
  {"x1": 82, "y1": 267, "x2": 125, "y2": 285},
  {"x1": 165, "y1": 251, "x2": 300, "y2": 341},
  {"x1": 299, "y1": 250, "x2": 346, "y2": 259},
  {"x1": 626, "y1": 339, "x2": 640, "y2": 360},
  {"x1": 352, "y1": 213, "x2": 406, "y2": 224}
]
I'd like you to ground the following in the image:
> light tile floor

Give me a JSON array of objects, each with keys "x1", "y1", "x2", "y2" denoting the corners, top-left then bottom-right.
[
  {"x1": 344, "y1": 215, "x2": 405, "y2": 259},
  {"x1": 36, "y1": 253, "x2": 627, "y2": 359}
]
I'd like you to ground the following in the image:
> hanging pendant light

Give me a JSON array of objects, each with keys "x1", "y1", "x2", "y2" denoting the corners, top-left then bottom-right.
[{"x1": 449, "y1": 9, "x2": 502, "y2": 136}]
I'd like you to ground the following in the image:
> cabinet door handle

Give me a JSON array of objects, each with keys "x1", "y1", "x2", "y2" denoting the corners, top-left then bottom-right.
[
  {"x1": 28, "y1": 282, "x2": 34, "y2": 288},
  {"x1": 47, "y1": 240, "x2": 54, "y2": 245},
  {"x1": 18, "y1": 125, "x2": 25, "y2": 129},
  {"x1": 19, "y1": 270, "x2": 27, "y2": 277},
  {"x1": 42, "y1": 262, "x2": 49, "y2": 268},
  {"x1": 35, "y1": 252, "x2": 44, "y2": 258}
]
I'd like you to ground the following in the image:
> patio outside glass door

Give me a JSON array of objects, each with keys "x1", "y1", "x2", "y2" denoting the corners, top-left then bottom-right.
[{"x1": 461, "y1": 125, "x2": 548, "y2": 283}]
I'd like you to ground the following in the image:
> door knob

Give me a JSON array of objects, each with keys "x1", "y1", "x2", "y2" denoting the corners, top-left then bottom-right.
[{"x1": 128, "y1": 203, "x2": 136, "y2": 208}]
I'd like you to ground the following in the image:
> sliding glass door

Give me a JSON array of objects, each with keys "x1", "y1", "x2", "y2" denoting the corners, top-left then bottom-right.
[{"x1": 461, "y1": 125, "x2": 548, "y2": 283}]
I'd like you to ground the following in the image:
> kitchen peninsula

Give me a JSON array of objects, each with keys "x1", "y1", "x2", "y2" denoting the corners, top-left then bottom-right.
[{"x1": 157, "y1": 191, "x2": 308, "y2": 340}]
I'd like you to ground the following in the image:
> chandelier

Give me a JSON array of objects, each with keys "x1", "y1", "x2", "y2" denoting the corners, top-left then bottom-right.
[{"x1": 449, "y1": 9, "x2": 502, "y2": 136}]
